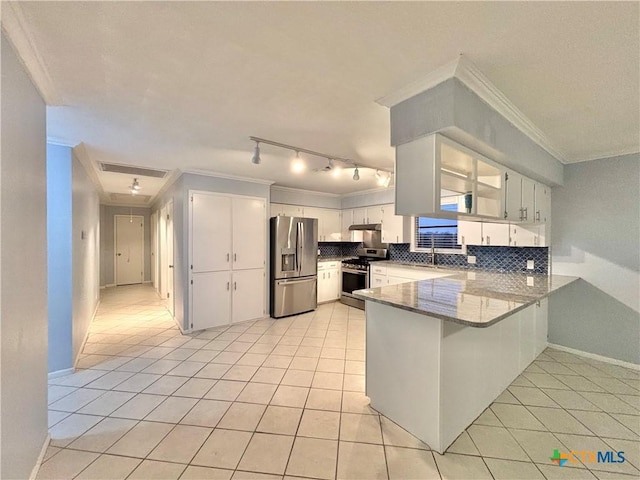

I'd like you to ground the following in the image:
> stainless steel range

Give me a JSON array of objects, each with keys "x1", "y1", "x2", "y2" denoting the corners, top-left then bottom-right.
[{"x1": 340, "y1": 246, "x2": 388, "y2": 310}]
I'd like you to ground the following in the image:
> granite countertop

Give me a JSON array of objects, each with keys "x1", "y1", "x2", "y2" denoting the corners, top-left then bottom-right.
[
  {"x1": 317, "y1": 256, "x2": 353, "y2": 262},
  {"x1": 377, "y1": 260, "x2": 452, "y2": 270},
  {"x1": 353, "y1": 271, "x2": 579, "y2": 328}
]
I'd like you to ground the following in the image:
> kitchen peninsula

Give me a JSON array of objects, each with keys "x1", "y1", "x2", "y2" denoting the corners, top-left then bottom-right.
[{"x1": 354, "y1": 270, "x2": 578, "y2": 453}]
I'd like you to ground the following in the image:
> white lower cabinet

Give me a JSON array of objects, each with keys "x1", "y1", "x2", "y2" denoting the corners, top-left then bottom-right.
[
  {"x1": 192, "y1": 271, "x2": 231, "y2": 330},
  {"x1": 232, "y1": 269, "x2": 266, "y2": 324},
  {"x1": 370, "y1": 273, "x2": 387, "y2": 288},
  {"x1": 534, "y1": 298, "x2": 548, "y2": 357},
  {"x1": 318, "y1": 262, "x2": 340, "y2": 303}
]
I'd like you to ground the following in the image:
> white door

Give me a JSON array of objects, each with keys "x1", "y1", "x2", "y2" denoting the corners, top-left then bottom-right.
[
  {"x1": 159, "y1": 206, "x2": 167, "y2": 298},
  {"x1": 151, "y1": 211, "x2": 158, "y2": 290},
  {"x1": 192, "y1": 271, "x2": 231, "y2": 330},
  {"x1": 232, "y1": 197, "x2": 266, "y2": 270},
  {"x1": 192, "y1": 193, "x2": 232, "y2": 273},
  {"x1": 232, "y1": 269, "x2": 265, "y2": 323},
  {"x1": 115, "y1": 215, "x2": 144, "y2": 285},
  {"x1": 166, "y1": 202, "x2": 175, "y2": 316}
]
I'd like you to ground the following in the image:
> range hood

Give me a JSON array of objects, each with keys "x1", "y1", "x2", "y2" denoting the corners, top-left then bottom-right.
[{"x1": 349, "y1": 223, "x2": 382, "y2": 231}]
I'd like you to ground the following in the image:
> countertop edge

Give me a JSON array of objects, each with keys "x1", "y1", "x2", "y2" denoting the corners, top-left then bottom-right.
[{"x1": 353, "y1": 275, "x2": 580, "y2": 328}]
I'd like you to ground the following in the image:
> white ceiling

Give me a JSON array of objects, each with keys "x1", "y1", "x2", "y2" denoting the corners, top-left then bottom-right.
[{"x1": 5, "y1": 1, "x2": 639, "y2": 203}]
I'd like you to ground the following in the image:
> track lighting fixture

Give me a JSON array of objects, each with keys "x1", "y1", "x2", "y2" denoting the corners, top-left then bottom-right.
[
  {"x1": 248, "y1": 136, "x2": 391, "y2": 184},
  {"x1": 251, "y1": 141, "x2": 261, "y2": 164}
]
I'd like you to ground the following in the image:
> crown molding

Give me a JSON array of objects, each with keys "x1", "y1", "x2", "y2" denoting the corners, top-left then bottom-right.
[
  {"x1": 1, "y1": 2, "x2": 63, "y2": 105},
  {"x1": 183, "y1": 169, "x2": 276, "y2": 185},
  {"x1": 340, "y1": 185, "x2": 395, "y2": 198},
  {"x1": 376, "y1": 58, "x2": 460, "y2": 108},
  {"x1": 565, "y1": 147, "x2": 640, "y2": 164},
  {"x1": 46, "y1": 137, "x2": 77, "y2": 148},
  {"x1": 270, "y1": 185, "x2": 341, "y2": 198},
  {"x1": 377, "y1": 55, "x2": 568, "y2": 164}
]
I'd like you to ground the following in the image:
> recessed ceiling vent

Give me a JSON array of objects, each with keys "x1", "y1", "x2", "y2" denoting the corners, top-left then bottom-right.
[
  {"x1": 109, "y1": 193, "x2": 152, "y2": 203},
  {"x1": 100, "y1": 162, "x2": 167, "y2": 178}
]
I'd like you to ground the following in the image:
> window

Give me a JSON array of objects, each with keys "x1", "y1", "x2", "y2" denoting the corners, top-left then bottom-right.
[{"x1": 411, "y1": 203, "x2": 462, "y2": 253}]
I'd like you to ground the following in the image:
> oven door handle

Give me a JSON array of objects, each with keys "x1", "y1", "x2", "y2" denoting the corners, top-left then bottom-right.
[{"x1": 342, "y1": 268, "x2": 367, "y2": 275}]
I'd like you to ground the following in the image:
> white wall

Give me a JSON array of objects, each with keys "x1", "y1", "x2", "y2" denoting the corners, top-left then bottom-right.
[
  {"x1": 0, "y1": 32, "x2": 49, "y2": 479},
  {"x1": 550, "y1": 154, "x2": 640, "y2": 364},
  {"x1": 72, "y1": 151, "x2": 101, "y2": 364}
]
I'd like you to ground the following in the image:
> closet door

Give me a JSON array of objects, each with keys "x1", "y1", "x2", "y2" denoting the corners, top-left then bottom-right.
[
  {"x1": 232, "y1": 197, "x2": 266, "y2": 270},
  {"x1": 232, "y1": 269, "x2": 265, "y2": 323},
  {"x1": 192, "y1": 193, "x2": 232, "y2": 273},
  {"x1": 192, "y1": 271, "x2": 231, "y2": 330}
]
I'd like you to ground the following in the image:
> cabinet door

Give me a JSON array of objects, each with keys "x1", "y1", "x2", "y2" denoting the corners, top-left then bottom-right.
[
  {"x1": 353, "y1": 208, "x2": 367, "y2": 224},
  {"x1": 457, "y1": 220, "x2": 483, "y2": 247},
  {"x1": 535, "y1": 184, "x2": 551, "y2": 224},
  {"x1": 327, "y1": 268, "x2": 340, "y2": 300},
  {"x1": 511, "y1": 224, "x2": 538, "y2": 247},
  {"x1": 192, "y1": 193, "x2": 232, "y2": 273},
  {"x1": 303, "y1": 207, "x2": 323, "y2": 241},
  {"x1": 324, "y1": 210, "x2": 342, "y2": 241},
  {"x1": 341, "y1": 209, "x2": 352, "y2": 241},
  {"x1": 381, "y1": 204, "x2": 404, "y2": 243},
  {"x1": 504, "y1": 171, "x2": 523, "y2": 222},
  {"x1": 521, "y1": 178, "x2": 535, "y2": 223},
  {"x1": 371, "y1": 273, "x2": 387, "y2": 288},
  {"x1": 387, "y1": 275, "x2": 412, "y2": 285},
  {"x1": 482, "y1": 222, "x2": 510, "y2": 246},
  {"x1": 281, "y1": 204, "x2": 304, "y2": 217},
  {"x1": 232, "y1": 269, "x2": 265, "y2": 323},
  {"x1": 192, "y1": 271, "x2": 230, "y2": 330},
  {"x1": 368, "y1": 206, "x2": 384, "y2": 224},
  {"x1": 232, "y1": 197, "x2": 266, "y2": 270},
  {"x1": 317, "y1": 270, "x2": 328, "y2": 303}
]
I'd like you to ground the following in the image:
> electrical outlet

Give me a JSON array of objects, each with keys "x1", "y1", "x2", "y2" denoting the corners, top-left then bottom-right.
[
  {"x1": 527, "y1": 276, "x2": 534, "y2": 286},
  {"x1": 467, "y1": 255, "x2": 477, "y2": 264},
  {"x1": 527, "y1": 260, "x2": 535, "y2": 270}
]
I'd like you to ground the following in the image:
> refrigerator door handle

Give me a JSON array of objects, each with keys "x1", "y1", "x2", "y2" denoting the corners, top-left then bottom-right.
[
  {"x1": 277, "y1": 277, "x2": 316, "y2": 285},
  {"x1": 297, "y1": 221, "x2": 303, "y2": 274}
]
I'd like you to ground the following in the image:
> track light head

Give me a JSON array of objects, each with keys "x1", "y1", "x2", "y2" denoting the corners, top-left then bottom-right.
[
  {"x1": 251, "y1": 142, "x2": 261, "y2": 164},
  {"x1": 291, "y1": 152, "x2": 306, "y2": 173},
  {"x1": 353, "y1": 167, "x2": 360, "y2": 181}
]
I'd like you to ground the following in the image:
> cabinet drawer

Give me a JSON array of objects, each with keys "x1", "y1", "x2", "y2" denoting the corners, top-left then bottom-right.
[
  {"x1": 370, "y1": 265, "x2": 387, "y2": 275},
  {"x1": 318, "y1": 261, "x2": 339, "y2": 270}
]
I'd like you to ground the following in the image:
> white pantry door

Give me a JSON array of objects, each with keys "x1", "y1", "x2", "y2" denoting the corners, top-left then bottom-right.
[{"x1": 115, "y1": 215, "x2": 144, "y2": 285}]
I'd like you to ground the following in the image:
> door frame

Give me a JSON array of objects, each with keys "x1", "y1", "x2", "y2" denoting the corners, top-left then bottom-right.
[
  {"x1": 166, "y1": 201, "x2": 175, "y2": 317},
  {"x1": 113, "y1": 214, "x2": 145, "y2": 286},
  {"x1": 187, "y1": 190, "x2": 267, "y2": 332}
]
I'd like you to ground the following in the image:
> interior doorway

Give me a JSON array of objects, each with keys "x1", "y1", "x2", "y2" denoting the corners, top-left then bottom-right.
[{"x1": 114, "y1": 215, "x2": 144, "y2": 285}]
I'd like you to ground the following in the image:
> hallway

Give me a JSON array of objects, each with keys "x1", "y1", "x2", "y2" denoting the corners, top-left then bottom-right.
[{"x1": 42, "y1": 286, "x2": 639, "y2": 479}]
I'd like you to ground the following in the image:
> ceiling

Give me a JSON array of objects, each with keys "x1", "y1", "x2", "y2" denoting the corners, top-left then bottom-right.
[{"x1": 4, "y1": 1, "x2": 639, "y2": 204}]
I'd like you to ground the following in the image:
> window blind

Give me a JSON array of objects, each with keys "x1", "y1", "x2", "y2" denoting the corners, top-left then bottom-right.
[{"x1": 414, "y1": 204, "x2": 460, "y2": 251}]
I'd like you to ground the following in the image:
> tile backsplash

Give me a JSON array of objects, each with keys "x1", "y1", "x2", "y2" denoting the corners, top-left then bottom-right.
[
  {"x1": 319, "y1": 242, "x2": 549, "y2": 274},
  {"x1": 388, "y1": 243, "x2": 549, "y2": 274}
]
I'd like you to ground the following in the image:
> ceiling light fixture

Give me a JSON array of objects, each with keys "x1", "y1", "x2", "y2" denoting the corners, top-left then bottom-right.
[
  {"x1": 248, "y1": 136, "x2": 392, "y2": 184},
  {"x1": 251, "y1": 141, "x2": 261, "y2": 164},
  {"x1": 375, "y1": 170, "x2": 392, "y2": 188},
  {"x1": 130, "y1": 178, "x2": 141, "y2": 195},
  {"x1": 291, "y1": 152, "x2": 306, "y2": 173}
]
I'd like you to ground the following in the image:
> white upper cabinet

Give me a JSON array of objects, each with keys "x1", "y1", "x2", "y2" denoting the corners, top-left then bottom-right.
[
  {"x1": 534, "y1": 183, "x2": 551, "y2": 224},
  {"x1": 381, "y1": 204, "x2": 407, "y2": 244},
  {"x1": 367, "y1": 206, "x2": 385, "y2": 225},
  {"x1": 482, "y1": 222, "x2": 511, "y2": 246},
  {"x1": 232, "y1": 197, "x2": 266, "y2": 270},
  {"x1": 322, "y1": 209, "x2": 342, "y2": 241},
  {"x1": 457, "y1": 220, "x2": 482, "y2": 247},
  {"x1": 352, "y1": 207, "x2": 368, "y2": 224},
  {"x1": 191, "y1": 193, "x2": 232, "y2": 273}
]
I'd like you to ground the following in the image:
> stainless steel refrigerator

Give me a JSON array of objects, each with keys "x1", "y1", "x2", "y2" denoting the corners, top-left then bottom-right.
[{"x1": 270, "y1": 216, "x2": 318, "y2": 318}]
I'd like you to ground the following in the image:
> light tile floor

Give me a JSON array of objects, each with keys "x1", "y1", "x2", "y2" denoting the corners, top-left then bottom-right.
[{"x1": 41, "y1": 285, "x2": 639, "y2": 479}]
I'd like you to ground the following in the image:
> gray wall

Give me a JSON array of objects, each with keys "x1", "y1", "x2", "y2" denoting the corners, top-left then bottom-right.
[
  {"x1": 550, "y1": 154, "x2": 640, "y2": 364},
  {"x1": 271, "y1": 186, "x2": 341, "y2": 209},
  {"x1": 390, "y1": 78, "x2": 564, "y2": 186},
  {"x1": 341, "y1": 187, "x2": 396, "y2": 209},
  {"x1": 72, "y1": 152, "x2": 101, "y2": 364},
  {"x1": 100, "y1": 205, "x2": 151, "y2": 286},
  {"x1": 47, "y1": 144, "x2": 73, "y2": 372},
  {"x1": 1, "y1": 32, "x2": 49, "y2": 479},
  {"x1": 153, "y1": 173, "x2": 271, "y2": 331}
]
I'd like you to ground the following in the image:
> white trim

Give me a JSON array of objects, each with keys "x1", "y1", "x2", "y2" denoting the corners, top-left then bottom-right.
[
  {"x1": 143, "y1": 280, "x2": 152, "y2": 284},
  {"x1": 184, "y1": 169, "x2": 276, "y2": 185},
  {"x1": 1, "y1": 3, "x2": 63, "y2": 105},
  {"x1": 271, "y1": 185, "x2": 341, "y2": 198},
  {"x1": 29, "y1": 434, "x2": 51, "y2": 480},
  {"x1": 105, "y1": 283, "x2": 116, "y2": 288},
  {"x1": 73, "y1": 300, "x2": 100, "y2": 370},
  {"x1": 113, "y1": 215, "x2": 145, "y2": 286},
  {"x1": 72, "y1": 143, "x2": 106, "y2": 198},
  {"x1": 340, "y1": 186, "x2": 396, "y2": 198},
  {"x1": 47, "y1": 368, "x2": 73, "y2": 380},
  {"x1": 376, "y1": 57, "x2": 459, "y2": 108},
  {"x1": 46, "y1": 137, "x2": 77, "y2": 148},
  {"x1": 566, "y1": 147, "x2": 640, "y2": 164},
  {"x1": 376, "y1": 55, "x2": 567, "y2": 164},
  {"x1": 547, "y1": 343, "x2": 640, "y2": 371}
]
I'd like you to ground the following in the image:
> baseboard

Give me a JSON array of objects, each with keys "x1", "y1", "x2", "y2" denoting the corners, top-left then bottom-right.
[
  {"x1": 73, "y1": 300, "x2": 100, "y2": 370},
  {"x1": 105, "y1": 283, "x2": 116, "y2": 288},
  {"x1": 143, "y1": 280, "x2": 152, "y2": 284},
  {"x1": 547, "y1": 343, "x2": 640, "y2": 371},
  {"x1": 29, "y1": 433, "x2": 51, "y2": 480},
  {"x1": 48, "y1": 368, "x2": 74, "y2": 380},
  {"x1": 100, "y1": 285, "x2": 106, "y2": 290}
]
